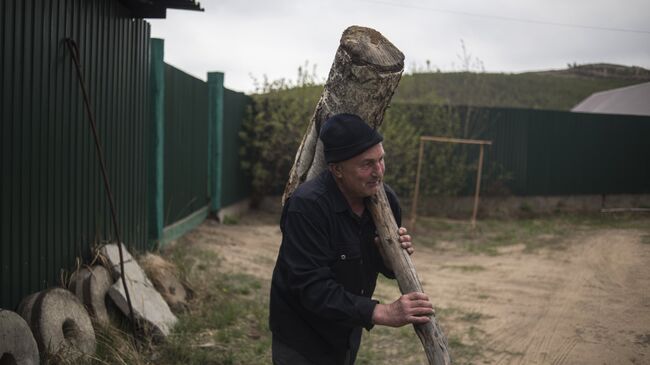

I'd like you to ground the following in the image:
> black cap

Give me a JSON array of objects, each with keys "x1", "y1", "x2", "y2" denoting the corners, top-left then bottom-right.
[{"x1": 320, "y1": 113, "x2": 383, "y2": 163}]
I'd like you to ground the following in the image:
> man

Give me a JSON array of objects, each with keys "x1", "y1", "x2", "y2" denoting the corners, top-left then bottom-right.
[{"x1": 270, "y1": 113, "x2": 434, "y2": 365}]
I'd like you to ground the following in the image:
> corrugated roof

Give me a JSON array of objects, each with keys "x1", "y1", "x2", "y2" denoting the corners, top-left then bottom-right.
[
  {"x1": 571, "y1": 82, "x2": 650, "y2": 116},
  {"x1": 120, "y1": 0, "x2": 204, "y2": 18}
]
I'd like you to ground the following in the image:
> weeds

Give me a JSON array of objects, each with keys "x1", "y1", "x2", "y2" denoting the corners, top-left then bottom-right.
[
  {"x1": 441, "y1": 264, "x2": 486, "y2": 272},
  {"x1": 414, "y1": 213, "x2": 650, "y2": 255},
  {"x1": 91, "y1": 244, "x2": 271, "y2": 365},
  {"x1": 222, "y1": 215, "x2": 239, "y2": 225},
  {"x1": 156, "y1": 245, "x2": 271, "y2": 365}
]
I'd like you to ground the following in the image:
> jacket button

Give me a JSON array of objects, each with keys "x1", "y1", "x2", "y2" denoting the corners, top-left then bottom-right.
[{"x1": 340, "y1": 254, "x2": 346, "y2": 260}]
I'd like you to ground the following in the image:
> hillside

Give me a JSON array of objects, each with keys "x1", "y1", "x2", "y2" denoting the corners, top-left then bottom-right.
[
  {"x1": 393, "y1": 63, "x2": 650, "y2": 110},
  {"x1": 262, "y1": 64, "x2": 649, "y2": 111}
]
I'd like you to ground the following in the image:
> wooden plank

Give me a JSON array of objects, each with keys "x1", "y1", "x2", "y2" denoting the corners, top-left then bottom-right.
[{"x1": 421, "y1": 136, "x2": 492, "y2": 145}]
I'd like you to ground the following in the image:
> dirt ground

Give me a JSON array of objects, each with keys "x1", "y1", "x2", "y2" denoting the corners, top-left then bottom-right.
[{"x1": 181, "y1": 209, "x2": 650, "y2": 365}]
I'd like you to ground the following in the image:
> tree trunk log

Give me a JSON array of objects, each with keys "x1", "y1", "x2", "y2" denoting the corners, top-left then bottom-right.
[
  {"x1": 367, "y1": 188, "x2": 451, "y2": 365},
  {"x1": 282, "y1": 26, "x2": 404, "y2": 202},
  {"x1": 282, "y1": 26, "x2": 451, "y2": 365}
]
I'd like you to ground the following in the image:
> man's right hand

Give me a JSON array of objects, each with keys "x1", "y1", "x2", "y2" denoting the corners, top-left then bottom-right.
[{"x1": 371, "y1": 292, "x2": 434, "y2": 327}]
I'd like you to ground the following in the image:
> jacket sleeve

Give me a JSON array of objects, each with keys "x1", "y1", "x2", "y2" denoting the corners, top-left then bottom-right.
[{"x1": 280, "y1": 200, "x2": 377, "y2": 330}]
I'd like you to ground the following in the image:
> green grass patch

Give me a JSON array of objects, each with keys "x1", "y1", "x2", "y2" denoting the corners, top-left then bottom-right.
[
  {"x1": 441, "y1": 264, "x2": 486, "y2": 272},
  {"x1": 414, "y1": 213, "x2": 650, "y2": 255},
  {"x1": 222, "y1": 215, "x2": 239, "y2": 225},
  {"x1": 356, "y1": 302, "x2": 493, "y2": 364},
  {"x1": 460, "y1": 312, "x2": 486, "y2": 323},
  {"x1": 91, "y1": 243, "x2": 271, "y2": 365},
  {"x1": 447, "y1": 333, "x2": 484, "y2": 365},
  {"x1": 156, "y1": 245, "x2": 271, "y2": 365}
]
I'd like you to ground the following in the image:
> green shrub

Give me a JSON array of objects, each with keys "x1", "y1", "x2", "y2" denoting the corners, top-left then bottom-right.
[{"x1": 239, "y1": 65, "x2": 321, "y2": 206}]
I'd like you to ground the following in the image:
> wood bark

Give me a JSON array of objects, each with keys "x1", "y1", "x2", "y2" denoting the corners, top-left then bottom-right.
[
  {"x1": 283, "y1": 26, "x2": 405, "y2": 201},
  {"x1": 282, "y1": 26, "x2": 451, "y2": 365}
]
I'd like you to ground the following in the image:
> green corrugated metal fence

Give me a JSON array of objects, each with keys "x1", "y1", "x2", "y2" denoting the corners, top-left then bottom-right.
[
  {"x1": 149, "y1": 46, "x2": 252, "y2": 246},
  {"x1": 1, "y1": 0, "x2": 150, "y2": 310},
  {"x1": 522, "y1": 109, "x2": 650, "y2": 195},
  {"x1": 222, "y1": 89, "x2": 252, "y2": 206},
  {"x1": 398, "y1": 104, "x2": 650, "y2": 197},
  {"x1": 163, "y1": 64, "x2": 209, "y2": 226}
]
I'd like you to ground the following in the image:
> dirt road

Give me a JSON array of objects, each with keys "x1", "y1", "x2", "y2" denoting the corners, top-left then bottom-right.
[{"x1": 186, "y1": 211, "x2": 650, "y2": 364}]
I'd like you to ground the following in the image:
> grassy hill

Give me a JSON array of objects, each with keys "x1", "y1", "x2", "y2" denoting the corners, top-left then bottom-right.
[
  {"x1": 393, "y1": 63, "x2": 650, "y2": 110},
  {"x1": 263, "y1": 63, "x2": 650, "y2": 111}
]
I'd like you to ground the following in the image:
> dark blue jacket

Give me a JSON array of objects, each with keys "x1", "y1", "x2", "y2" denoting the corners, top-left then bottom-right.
[{"x1": 269, "y1": 170, "x2": 401, "y2": 365}]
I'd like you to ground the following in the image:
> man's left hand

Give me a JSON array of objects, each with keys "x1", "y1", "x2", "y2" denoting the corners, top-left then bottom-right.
[
  {"x1": 374, "y1": 227, "x2": 414, "y2": 255},
  {"x1": 397, "y1": 227, "x2": 414, "y2": 255}
]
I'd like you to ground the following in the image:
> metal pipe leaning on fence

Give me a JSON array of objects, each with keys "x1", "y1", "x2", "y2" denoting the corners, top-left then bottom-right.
[
  {"x1": 64, "y1": 38, "x2": 138, "y2": 342},
  {"x1": 282, "y1": 26, "x2": 451, "y2": 365}
]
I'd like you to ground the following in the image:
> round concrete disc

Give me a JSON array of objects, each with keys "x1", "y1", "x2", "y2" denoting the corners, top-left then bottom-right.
[
  {"x1": 32, "y1": 288, "x2": 96, "y2": 361},
  {"x1": 16, "y1": 292, "x2": 40, "y2": 328},
  {"x1": 156, "y1": 269, "x2": 188, "y2": 311},
  {"x1": 83, "y1": 265, "x2": 113, "y2": 323},
  {"x1": 69, "y1": 268, "x2": 91, "y2": 299},
  {"x1": 0, "y1": 309, "x2": 40, "y2": 365},
  {"x1": 141, "y1": 254, "x2": 188, "y2": 311}
]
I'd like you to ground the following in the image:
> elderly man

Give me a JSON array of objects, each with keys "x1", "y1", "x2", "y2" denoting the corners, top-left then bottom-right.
[{"x1": 270, "y1": 113, "x2": 434, "y2": 365}]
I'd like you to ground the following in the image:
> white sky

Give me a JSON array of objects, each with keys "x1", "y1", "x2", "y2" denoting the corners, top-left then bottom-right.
[{"x1": 149, "y1": 0, "x2": 650, "y2": 93}]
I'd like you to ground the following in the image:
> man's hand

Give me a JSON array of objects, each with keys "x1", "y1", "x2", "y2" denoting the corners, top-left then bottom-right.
[
  {"x1": 375, "y1": 227, "x2": 414, "y2": 255},
  {"x1": 397, "y1": 227, "x2": 414, "y2": 255},
  {"x1": 375, "y1": 227, "x2": 414, "y2": 270},
  {"x1": 371, "y1": 292, "x2": 434, "y2": 327}
]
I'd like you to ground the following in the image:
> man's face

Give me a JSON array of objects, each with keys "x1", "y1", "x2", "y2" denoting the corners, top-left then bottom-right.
[{"x1": 333, "y1": 143, "x2": 385, "y2": 199}]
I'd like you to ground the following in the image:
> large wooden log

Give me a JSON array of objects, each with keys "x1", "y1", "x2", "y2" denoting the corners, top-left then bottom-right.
[
  {"x1": 282, "y1": 26, "x2": 404, "y2": 201},
  {"x1": 282, "y1": 26, "x2": 451, "y2": 365}
]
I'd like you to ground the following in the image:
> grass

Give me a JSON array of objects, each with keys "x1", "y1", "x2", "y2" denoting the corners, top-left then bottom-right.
[
  {"x1": 272, "y1": 65, "x2": 649, "y2": 111},
  {"x1": 91, "y1": 244, "x2": 271, "y2": 365},
  {"x1": 222, "y1": 215, "x2": 240, "y2": 225},
  {"x1": 642, "y1": 235, "x2": 650, "y2": 245},
  {"x1": 155, "y1": 245, "x2": 271, "y2": 365},
  {"x1": 360, "y1": 275, "x2": 494, "y2": 365},
  {"x1": 414, "y1": 212, "x2": 650, "y2": 255},
  {"x1": 441, "y1": 264, "x2": 486, "y2": 272},
  {"x1": 392, "y1": 68, "x2": 649, "y2": 110},
  {"x1": 357, "y1": 302, "x2": 493, "y2": 365}
]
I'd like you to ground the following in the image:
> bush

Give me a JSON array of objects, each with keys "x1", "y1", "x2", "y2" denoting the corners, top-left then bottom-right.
[
  {"x1": 239, "y1": 65, "x2": 321, "y2": 206},
  {"x1": 382, "y1": 104, "x2": 471, "y2": 199}
]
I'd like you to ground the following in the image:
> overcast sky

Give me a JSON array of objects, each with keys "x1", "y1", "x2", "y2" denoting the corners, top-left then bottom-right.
[{"x1": 149, "y1": 0, "x2": 650, "y2": 93}]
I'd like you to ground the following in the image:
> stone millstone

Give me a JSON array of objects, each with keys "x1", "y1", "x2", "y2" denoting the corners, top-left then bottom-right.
[
  {"x1": 100, "y1": 244, "x2": 177, "y2": 338},
  {"x1": 28, "y1": 288, "x2": 96, "y2": 361},
  {"x1": 0, "y1": 308, "x2": 39, "y2": 365},
  {"x1": 71, "y1": 266, "x2": 113, "y2": 324},
  {"x1": 140, "y1": 253, "x2": 188, "y2": 312},
  {"x1": 16, "y1": 292, "x2": 40, "y2": 328},
  {"x1": 69, "y1": 267, "x2": 92, "y2": 299}
]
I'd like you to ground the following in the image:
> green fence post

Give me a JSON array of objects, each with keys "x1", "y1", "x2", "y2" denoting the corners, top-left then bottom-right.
[
  {"x1": 149, "y1": 38, "x2": 165, "y2": 248},
  {"x1": 208, "y1": 72, "x2": 224, "y2": 214}
]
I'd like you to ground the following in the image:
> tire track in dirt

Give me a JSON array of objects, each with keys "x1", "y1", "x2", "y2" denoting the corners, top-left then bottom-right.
[{"x1": 412, "y1": 229, "x2": 650, "y2": 365}]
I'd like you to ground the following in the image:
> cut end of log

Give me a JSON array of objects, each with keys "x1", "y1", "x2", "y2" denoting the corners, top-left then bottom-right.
[{"x1": 341, "y1": 26, "x2": 404, "y2": 73}]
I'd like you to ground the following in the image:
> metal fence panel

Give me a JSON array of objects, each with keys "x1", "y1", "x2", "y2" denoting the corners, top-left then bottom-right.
[
  {"x1": 0, "y1": 0, "x2": 150, "y2": 310},
  {"x1": 222, "y1": 89, "x2": 252, "y2": 207},
  {"x1": 163, "y1": 64, "x2": 209, "y2": 225},
  {"x1": 393, "y1": 104, "x2": 650, "y2": 197}
]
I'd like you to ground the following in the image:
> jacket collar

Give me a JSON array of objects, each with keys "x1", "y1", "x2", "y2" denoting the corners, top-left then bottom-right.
[{"x1": 323, "y1": 170, "x2": 351, "y2": 213}]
